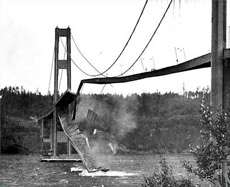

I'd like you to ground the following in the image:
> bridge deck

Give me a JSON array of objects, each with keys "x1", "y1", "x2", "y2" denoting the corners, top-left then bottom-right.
[{"x1": 76, "y1": 49, "x2": 230, "y2": 95}]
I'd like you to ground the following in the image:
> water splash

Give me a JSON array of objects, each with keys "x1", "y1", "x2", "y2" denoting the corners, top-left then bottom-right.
[{"x1": 71, "y1": 167, "x2": 139, "y2": 177}]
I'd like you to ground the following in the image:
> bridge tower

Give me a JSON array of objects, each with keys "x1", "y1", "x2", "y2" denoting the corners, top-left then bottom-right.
[
  {"x1": 211, "y1": 1, "x2": 230, "y2": 187},
  {"x1": 211, "y1": 0, "x2": 230, "y2": 111},
  {"x1": 52, "y1": 27, "x2": 72, "y2": 157}
]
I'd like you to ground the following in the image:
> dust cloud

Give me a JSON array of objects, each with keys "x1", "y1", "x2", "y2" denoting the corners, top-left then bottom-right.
[
  {"x1": 74, "y1": 94, "x2": 137, "y2": 169},
  {"x1": 74, "y1": 94, "x2": 137, "y2": 139}
]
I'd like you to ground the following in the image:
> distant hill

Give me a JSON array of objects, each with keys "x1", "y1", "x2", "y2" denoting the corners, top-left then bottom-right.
[{"x1": 1, "y1": 86, "x2": 52, "y2": 154}]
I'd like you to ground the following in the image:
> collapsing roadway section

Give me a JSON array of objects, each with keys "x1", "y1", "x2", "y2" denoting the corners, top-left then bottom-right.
[
  {"x1": 39, "y1": 90, "x2": 99, "y2": 172},
  {"x1": 58, "y1": 116, "x2": 98, "y2": 172}
]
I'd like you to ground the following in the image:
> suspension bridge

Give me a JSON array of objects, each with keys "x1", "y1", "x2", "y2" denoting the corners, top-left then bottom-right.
[{"x1": 38, "y1": 0, "x2": 230, "y2": 176}]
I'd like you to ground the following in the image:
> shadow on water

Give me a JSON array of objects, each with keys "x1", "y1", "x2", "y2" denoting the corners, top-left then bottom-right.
[{"x1": 1, "y1": 154, "x2": 195, "y2": 187}]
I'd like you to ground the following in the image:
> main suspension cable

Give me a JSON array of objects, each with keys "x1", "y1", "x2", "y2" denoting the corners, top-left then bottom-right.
[
  {"x1": 115, "y1": 0, "x2": 174, "y2": 77},
  {"x1": 71, "y1": 34, "x2": 107, "y2": 77},
  {"x1": 59, "y1": 35, "x2": 107, "y2": 77},
  {"x1": 71, "y1": 0, "x2": 149, "y2": 77}
]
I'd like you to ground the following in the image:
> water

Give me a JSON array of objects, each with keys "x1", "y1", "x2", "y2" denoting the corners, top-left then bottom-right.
[{"x1": 1, "y1": 154, "x2": 195, "y2": 187}]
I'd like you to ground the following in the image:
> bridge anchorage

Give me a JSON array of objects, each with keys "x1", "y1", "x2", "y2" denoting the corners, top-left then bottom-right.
[{"x1": 38, "y1": 1, "x2": 230, "y2": 176}]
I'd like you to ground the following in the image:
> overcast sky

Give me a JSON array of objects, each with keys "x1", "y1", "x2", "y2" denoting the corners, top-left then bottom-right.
[{"x1": 1, "y1": 0, "x2": 229, "y2": 95}]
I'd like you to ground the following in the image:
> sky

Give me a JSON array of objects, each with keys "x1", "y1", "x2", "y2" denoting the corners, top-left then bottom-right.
[{"x1": 1, "y1": 0, "x2": 230, "y2": 96}]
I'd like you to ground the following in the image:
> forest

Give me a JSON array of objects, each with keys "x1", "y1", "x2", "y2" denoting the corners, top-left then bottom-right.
[{"x1": 1, "y1": 86, "x2": 210, "y2": 154}]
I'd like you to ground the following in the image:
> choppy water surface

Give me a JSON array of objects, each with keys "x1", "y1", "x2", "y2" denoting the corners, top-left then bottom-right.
[{"x1": 1, "y1": 154, "x2": 195, "y2": 187}]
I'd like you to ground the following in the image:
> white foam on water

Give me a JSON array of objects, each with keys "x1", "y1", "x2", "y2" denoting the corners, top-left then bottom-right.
[
  {"x1": 70, "y1": 167, "x2": 139, "y2": 177},
  {"x1": 70, "y1": 166, "x2": 85, "y2": 172}
]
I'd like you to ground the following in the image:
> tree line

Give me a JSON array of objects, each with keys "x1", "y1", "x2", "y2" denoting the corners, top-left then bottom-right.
[{"x1": 1, "y1": 86, "x2": 210, "y2": 154}]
